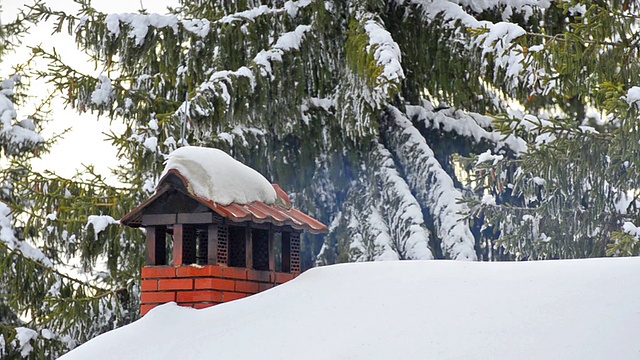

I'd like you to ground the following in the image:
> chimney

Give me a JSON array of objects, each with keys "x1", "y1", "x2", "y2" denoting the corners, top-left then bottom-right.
[{"x1": 120, "y1": 147, "x2": 327, "y2": 315}]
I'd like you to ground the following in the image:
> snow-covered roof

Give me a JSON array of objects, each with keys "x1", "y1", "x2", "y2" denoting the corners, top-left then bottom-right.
[
  {"x1": 161, "y1": 147, "x2": 277, "y2": 206},
  {"x1": 60, "y1": 257, "x2": 640, "y2": 359},
  {"x1": 120, "y1": 147, "x2": 328, "y2": 233}
]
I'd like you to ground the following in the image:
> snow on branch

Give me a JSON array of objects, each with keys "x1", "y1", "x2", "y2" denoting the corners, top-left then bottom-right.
[
  {"x1": 332, "y1": 142, "x2": 433, "y2": 262},
  {"x1": 85, "y1": 215, "x2": 118, "y2": 240},
  {"x1": 300, "y1": 97, "x2": 336, "y2": 124},
  {"x1": 253, "y1": 24, "x2": 312, "y2": 78},
  {"x1": 103, "y1": 0, "x2": 314, "y2": 46},
  {"x1": 407, "y1": 100, "x2": 527, "y2": 155},
  {"x1": 626, "y1": 86, "x2": 640, "y2": 108},
  {"x1": 90, "y1": 75, "x2": 114, "y2": 105},
  {"x1": 345, "y1": 11, "x2": 404, "y2": 110},
  {"x1": 403, "y1": 0, "x2": 549, "y2": 92},
  {"x1": 0, "y1": 202, "x2": 53, "y2": 267},
  {"x1": 373, "y1": 143, "x2": 433, "y2": 260},
  {"x1": 359, "y1": 13, "x2": 404, "y2": 96},
  {"x1": 105, "y1": 13, "x2": 210, "y2": 46},
  {"x1": 433, "y1": 0, "x2": 549, "y2": 18},
  {"x1": 0, "y1": 76, "x2": 44, "y2": 155},
  {"x1": 384, "y1": 106, "x2": 477, "y2": 260},
  {"x1": 217, "y1": 125, "x2": 266, "y2": 147},
  {"x1": 182, "y1": 24, "x2": 313, "y2": 118},
  {"x1": 11, "y1": 327, "x2": 39, "y2": 358},
  {"x1": 175, "y1": 66, "x2": 255, "y2": 119},
  {"x1": 622, "y1": 222, "x2": 640, "y2": 243},
  {"x1": 219, "y1": 0, "x2": 314, "y2": 24}
]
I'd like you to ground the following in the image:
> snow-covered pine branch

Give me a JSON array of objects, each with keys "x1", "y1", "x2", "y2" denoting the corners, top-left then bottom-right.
[
  {"x1": 104, "y1": 13, "x2": 210, "y2": 45},
  {"x1": 407, "y1": 99, "x2": 527, "y2": 155},
  {"x1": 326, "y1": 142, "x2": 432, "y2": 262},
  {"x1": 0, "y1": 76, "x2": 44, "y2": 156},
  {"x1": 372, "y1": 142, "x2": 433, "y2": 260},
  {"x1": 0, "y1": 202, "x2": 53, "y2": 267},
  {"x1": 383, "y1": 106, "x2": 476, "y2": 260},
  {"x1": 398, "y1": 0, "x2": 550, "y2": 96}
]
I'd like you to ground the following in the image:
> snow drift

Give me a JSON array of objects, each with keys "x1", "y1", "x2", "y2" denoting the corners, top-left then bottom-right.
[{"x1": 60, "y1": 258, "x2": 640, "y2": 359}]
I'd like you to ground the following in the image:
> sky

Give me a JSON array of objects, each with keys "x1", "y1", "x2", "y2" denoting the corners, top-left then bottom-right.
[
  {"x1": 1, "y1": 0, "x2": 178, "y2": 180},
  {"x1": 58, "y1": 257, "x2": 640, "y2": 360}
]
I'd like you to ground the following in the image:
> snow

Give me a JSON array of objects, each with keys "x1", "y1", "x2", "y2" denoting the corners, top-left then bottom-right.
[
  {"x1": 284, "y1": 0, "x2": 313, "y2": 17},
  {"x1": 60, "y1": 257, "x2": 640, "y2": 360},
  {"x1": 626, "y1": 86, "x2": 640, "y2": 107},
  {"x1": 405, "y1": 0, "x2": 549, "y2": 94},
  {"x1": 476, "y1": 149, "x2": 504, "y2": 165},
  {"x1": 407, "y1": 101, "x2": 527, "y2": 155},
  {"x1": 386, "y1": 106, "x2": 477, "y2": 260},
  {"x1": 274, "y1": 25, "x2": 312, "y2": 51},
  {"x1": 105, "y1": 13, "x2": 211, "y2": 46},
  {"x1": 12, "y1": 327, "x2": 38, "y2": 357},
  {"x1": 0, "y1": 202, "x2": 53, "y2": 267},
  {"x1": 85, "y1": 215, "x2": 118, "y2": 237},
  {"x1": 219, "y1": 5, "x2": 270, "y2": 24},
  {"x1": 90, "y1": 76, "x2": 114, "y2": 105},
  {"x1": 160, "y1": 147, "x2": 277, "y2": 206},
  {"x1": 219, "y1": 1, "x2": 313, "y2": 24},
  {"x1": 0, "y1": 76, "x2": 44, "y2": 153},
  {"x1": 481, "y1": 193, "x2": 496, "y2": 205},
  {"x1": 358, "y1": 144, "x2": 432, "y2": 261},
  {"x1": 363, "y1": 17, "x2": 404, "y2": 92},
  {"x1": 622, "y1": 222, "x2": 640, "y2": 242},
  {"x1": 181, "y1": 19, "x2": 210, "y2": 38},
  {"x1": 142, "y1": 136, "x2": 158, "y2": 152}
]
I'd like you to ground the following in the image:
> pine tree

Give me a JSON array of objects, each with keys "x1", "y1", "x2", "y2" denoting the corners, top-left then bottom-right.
[
  {"x1": 469, "y1": 0, "x2": 640, "y2": 259},
  {"x1": 0, "y1": 5, "x2": 138, "y2": 358},
  {"x1": 2, "y1": 0, "x2": 639, "y2": 357}
]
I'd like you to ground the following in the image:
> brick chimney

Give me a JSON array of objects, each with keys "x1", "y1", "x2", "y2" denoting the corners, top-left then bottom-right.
[{"x1": 120, "y1": 151, "x2": 327, "y2": 315}]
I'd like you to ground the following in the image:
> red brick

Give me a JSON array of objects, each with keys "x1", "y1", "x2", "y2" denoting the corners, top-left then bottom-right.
[
  {"x1": 223, "y1": 292, "x2": 246, "y2": 302},
  {"x1": 141, "y1": 280, "x2": 158, "y2": 291},
  {"x1": 176, "y1": 290, "x2": 223, "y2": 303},
  {"x1": 141, "y1": 291, "x2": 175, "y2": 304},
  {"x1": 247, "y1": 269, "x2": 270, "y2": 282},
  {"x1": 176, "y1": 265, "x2": 223, "y2": 278},
  {"x1": 222, "y1": 267, "x2": 247, "y2": 280},
  {"x1": 141, "y1": 304, "x2": 157, "y2": 316},
  {"x1": 142, "y1": 266, "x2": 176, "y2": 279},
  {"x1": 273, "y1": 272, "x2": 295, "y2": 284},
  {"x1": 158, "y1": 278, "x2": 193, "y2": 291},
  {"x1": 235, "y1": 281, "x2": 260, "y2": 294},
  {"x1": 259, "y1": 283, "x2": 274, "y2": 292},
  {"x1": 193, "y1": 303, "x2": 217, "y2": 309},
  {"x1": 195, "y1": 278, "x2": 235, "y2": 291}
]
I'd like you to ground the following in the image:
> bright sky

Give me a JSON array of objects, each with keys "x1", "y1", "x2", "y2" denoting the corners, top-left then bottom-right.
[{"x1": 1, "y1": 0, "x2": 178, "y2": 180}]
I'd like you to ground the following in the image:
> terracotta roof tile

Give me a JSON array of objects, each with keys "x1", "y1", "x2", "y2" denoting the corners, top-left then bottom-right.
[{"x1": 121, "y1": 170, "x2": 328, "y2": 234}]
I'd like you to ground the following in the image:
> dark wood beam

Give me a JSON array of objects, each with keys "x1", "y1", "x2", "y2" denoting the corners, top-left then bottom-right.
[
  {"x1": 141, "y1": 214, "x2": 176, "y2": 226},
  {"x1": 245, "y1": 224, "x2": 253, "y2": 270},
  {"x1": 173, "y1": 224, "x2": 184, "y2": 266},
  {"x1": 177, "y1": 212, "x2": 215, "y2": 224},
  {"x1": 145, "y1": 226, "x2": 157, "y2": 265},
  {"x1": 268, "y1": 229, "x2": 275, "y2": 272},
  {"x1": 282, "y1": 231, "x2": 291, "y2": 273}
]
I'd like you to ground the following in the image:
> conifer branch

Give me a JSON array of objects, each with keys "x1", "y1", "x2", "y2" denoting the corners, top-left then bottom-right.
[{"x1": 0, "y1": 242, "x2": 125, "y2": 295}]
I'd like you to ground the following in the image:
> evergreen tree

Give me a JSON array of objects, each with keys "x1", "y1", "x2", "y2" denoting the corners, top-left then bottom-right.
[
  {"x1": 0, "y1": 4, "x2": 138, "y2": 358},
  {"x1": 469, "y1": 0, "x2": 640, "y2": 259},
  {"x1": 1, "y1": 0, "x2": 639, "y2": 357}
]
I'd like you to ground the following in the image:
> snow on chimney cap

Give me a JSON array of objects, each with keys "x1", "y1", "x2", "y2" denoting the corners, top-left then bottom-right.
[{"x1": 160, "y1": 147, "x2": 277, "y2": 206}]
